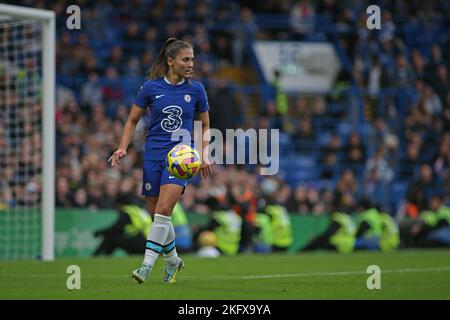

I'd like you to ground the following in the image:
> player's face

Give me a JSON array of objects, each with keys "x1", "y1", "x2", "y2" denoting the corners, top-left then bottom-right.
[{"x1": 168, "y1": 48, "x2": 194, "y2": 78}]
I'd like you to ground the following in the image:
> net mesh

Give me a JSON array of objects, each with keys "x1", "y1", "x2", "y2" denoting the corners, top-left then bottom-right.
[{"x1": 0, "y1": 17, "x2": 43, "y2": 259}]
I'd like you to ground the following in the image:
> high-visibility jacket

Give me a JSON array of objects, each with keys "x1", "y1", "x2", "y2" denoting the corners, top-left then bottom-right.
[
  {"x1": 213, "y1": 210, "x2": 242, "y2": 256},
  {"x1": 436, "y1": 206, "x2": 450, "y2": 225},
  {"x1": 172, "y1": 202, "x2": 188, "y2": 227},
  {"x1": 329, "y1": 212, "x2": 356, "y2": 253},
  {"x1": 254, "y1": 213, "x2": 273, "y2": 246},
  {"x1": 420, "y1": 206, "x2": 450, "y2": 227},
  {"x1": 379, "y1": 212, "x2": 400, "y2": 252},
  {"x1": 272, "y1": 79, "x2": 288, "y2": 115},
  {"x1": 357, "y1": 208, "x2": 383, "y2": 238},
  {"x1": 122, "y1": 205, "x2": 152, "y2": 237},
  {"x1": 265, "y1": 205, "x2": 293, "y2": 248}
]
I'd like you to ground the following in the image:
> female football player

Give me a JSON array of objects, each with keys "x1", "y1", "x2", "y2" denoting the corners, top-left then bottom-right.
[{"x1": 108, "y1": 38, "x2": 212, "y2": 284}]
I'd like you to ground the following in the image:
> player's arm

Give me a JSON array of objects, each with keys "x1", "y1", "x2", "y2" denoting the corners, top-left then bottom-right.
[
  {"x1": 197, "y1": 111, "x2": 212, "y2": 179},
  {"x1": 109, "y1": 104, "x2": 145, "y2": 167}
]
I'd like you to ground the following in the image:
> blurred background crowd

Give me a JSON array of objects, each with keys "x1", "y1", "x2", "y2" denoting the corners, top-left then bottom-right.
[{"x1": 1, "y1": 0, "x2": 449, "y2": 252}]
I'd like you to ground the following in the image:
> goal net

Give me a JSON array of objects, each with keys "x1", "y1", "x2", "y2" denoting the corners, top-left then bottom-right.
[{"x1": 0, "y1": 5, "x2": 55, "y2": 260}]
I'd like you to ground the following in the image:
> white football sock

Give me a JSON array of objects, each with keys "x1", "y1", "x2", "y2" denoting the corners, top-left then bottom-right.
[
  {"x1": 163, "y1": 222, "x2": 179, "y2": 266},
  {"x1": 143, "y1": 214, "x2": 171, "y2": 267}
]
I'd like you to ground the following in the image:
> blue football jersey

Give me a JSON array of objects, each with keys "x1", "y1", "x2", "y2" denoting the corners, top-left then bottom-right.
[{"x1": 134, "y1": 76, "x2": 209, "y2": 161}]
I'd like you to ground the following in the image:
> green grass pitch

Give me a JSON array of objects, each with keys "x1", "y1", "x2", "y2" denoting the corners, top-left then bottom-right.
[{"x1": 1, "y1": 249, "x2": 449, "y2": 299}]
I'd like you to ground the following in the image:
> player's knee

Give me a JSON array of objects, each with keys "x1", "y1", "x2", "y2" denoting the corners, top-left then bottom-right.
[{"x1": 156, "y1": 204, "x2": 173, "y2": 216}]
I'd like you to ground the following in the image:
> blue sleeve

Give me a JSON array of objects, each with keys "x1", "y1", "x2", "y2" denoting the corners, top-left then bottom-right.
[
  {"x1": 196, "y1": 83, "x2": 209, "y2": 113},
  {"x1": 134, "y1": 81, "x2": 152, "y2": 109}
]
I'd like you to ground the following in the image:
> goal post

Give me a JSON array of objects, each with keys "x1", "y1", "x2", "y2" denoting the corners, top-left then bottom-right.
[{"x1": 0, "y1": 4, "x2": 55, "y2": 261}]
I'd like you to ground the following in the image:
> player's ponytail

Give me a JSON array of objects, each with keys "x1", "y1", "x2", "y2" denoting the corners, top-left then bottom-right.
[{"x1": 147, "y1": 38, "x2": 192, "y2": 80}]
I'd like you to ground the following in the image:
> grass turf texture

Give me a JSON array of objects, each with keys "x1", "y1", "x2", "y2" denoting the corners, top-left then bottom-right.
[{"x1": 0, "y1": 249, "x2": 449, "y2": 299}]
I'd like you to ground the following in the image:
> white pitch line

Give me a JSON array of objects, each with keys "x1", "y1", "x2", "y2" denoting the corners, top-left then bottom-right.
[{"x1": 238, "y1": 266, "x2": 450, "y2": 280}]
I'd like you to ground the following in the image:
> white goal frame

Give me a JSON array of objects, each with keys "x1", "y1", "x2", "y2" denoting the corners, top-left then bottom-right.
[{"x1": 0, "y1": 4, "x2": 55, "y2": 261}]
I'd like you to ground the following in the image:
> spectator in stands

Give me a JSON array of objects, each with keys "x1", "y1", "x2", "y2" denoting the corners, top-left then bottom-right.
[
  {"x1": 432, "y1": 64, "x2": 449, "y2": 104},
  {"x1": 293, "y1": 116, "x2": 315, "y2": 140},
  {"x1": 334, "y1": 169, "x2": 357, "y2": 213},
  {"x1": 86, "y1": 183, "x2": 106, "y2": 210},
  {"x1": 287, "y1": 186, "x2": 309, "y2": 214},
  {"x1": 125, "y1": 57, "x2": 141, "y2": 77},
  {"x1": 123, "y1": 21, "x2": 142, "y2": 56},
  {"x1": 212, "y1": 35, "x2": 233, "y2": 66},
  {"x1": 363, "y1": 147, "x2": 394, "y2": 185},
  {"x1": 423, "y1": 85, "x2": 442, "y2": 116},
  {"x1": 320, "y1": 152, "x2": 338, "y2": 180},
  {"x1": 397, "y1": 186, "x2": 427, "y2": 248},
  {"x1": 143, "y1": 27, "x2": 158, "y2": 53},
  {"x1": 55, "y1": 177, "x2": 72, "y2": 208},
  {"x1": 68, "y1": 165, "x2": 84, "y2": 192},
  {"x1": 80, "y1": 72, "x2": 103, "y2": 113},
  {"x1": 209, "y1": 78, "x2": 241, "y2": 134},
  {"x1": 400, "y1": 141, "x2": 422, "y2": 179},
  {"x1": 71, "y1": 188, "x2": 88, "y2": 208},
  {"x1": 321, "y1": 133, "x2": 342, "y2": 159},
  {"x1": 230, "y1": 7, "x2": 256, "y2": 66},
  {"x1": 428, "y1": 43, "x2": 444, "y2": 74},
  {"x1": 344, "y1": 131, "x2": 366, "y2": 164},
  {"x1": 80, "y1": 52, "x2": 101, "y2": 76},
  {"x1": 320, "y1": 187, "x2": 335, "y2": 213},
  {"x1": 102, "y1": 67, "x2": 124, "y2": 117},
  {"x1": 58, "y1": 42, "x2": 85, "y2": 76},
  {"x1": 362, "y1": 167, "x2": 387, "y2": 209},
  {"x1": 394, "y1": 54, "x2": 415, "y2": 89},
  {"x1": 432, "y1": 134, "x2": 450, "y2": 179},
  {"x1": 307, "y1": 187, "x2": 325, "y2": 215},
  {"x1": 369, "y1": 117, "x2": 392, "y2": 152},
  {"x1": 228, "y1": 174, "x2": 259, "y2": 253},
  {"x1": 102, "y1": 175, "x2": 121, "y2": 209},
  {"x1": 119, "y1": 175, "x2": 142, "y2": 205},
  {"x1": 411, "y1": 49, "x2": 427, "y2": 81},
  {"x1": 107, "y1": 45, "x2": 125, "y2": 74},
  {"x1": 274, "y1": 182, "x2": 292, "y2": 209},
  {"x1": 407, "y1": 164, "x2": 437, "y2": 204}
]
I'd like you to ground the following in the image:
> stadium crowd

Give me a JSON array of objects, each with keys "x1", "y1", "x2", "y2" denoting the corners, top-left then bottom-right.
[{"x1": 1, "y1": 0, "x2": 449, "y2": 251}]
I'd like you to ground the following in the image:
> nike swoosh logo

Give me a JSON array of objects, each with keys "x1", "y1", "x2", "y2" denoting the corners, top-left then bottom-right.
[
  {"x1": 168, "y1": 175, "x2": 175, "y2": 179},
  {"x1": 155, "y1": 94, "x2": 165, "y2": 99}
]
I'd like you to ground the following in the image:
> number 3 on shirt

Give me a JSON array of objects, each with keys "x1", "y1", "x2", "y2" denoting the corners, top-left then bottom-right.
[{"x1": 161, "y1": 106, "x2": 183, "y2": 132}]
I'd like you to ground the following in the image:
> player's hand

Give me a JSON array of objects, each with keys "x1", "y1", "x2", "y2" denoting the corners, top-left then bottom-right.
[
  {"x1": 108, "y1": 149, "x2": 126, "y2": 167},
  {"x1": 200, "y1": 161, "x2": 213, "y2": 179}
]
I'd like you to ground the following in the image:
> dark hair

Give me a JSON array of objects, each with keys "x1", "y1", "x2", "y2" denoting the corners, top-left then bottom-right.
[{"x1": 147, "y1": 38, "x2": 192, "y2": 80}]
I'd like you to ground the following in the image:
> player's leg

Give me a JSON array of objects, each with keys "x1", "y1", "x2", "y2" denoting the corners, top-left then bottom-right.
[
  {"x1": 146, "y1": 196, "x2": 158, "y2": 220},
  {"x1": 132, "y1": 161, "x2": 161, "y2": 284},
  {"x1": 154, "y1": 183, "x2": 185, "y2": 283},
  {"x1": 137, "y1": 184, "x2": 184, "y2": 282},
  {"x1": 159, "y1": 166, "x2": 188, "y2": 283}
]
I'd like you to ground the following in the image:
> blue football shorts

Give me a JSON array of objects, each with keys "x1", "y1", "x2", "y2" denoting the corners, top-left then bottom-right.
[{"x1": 142, "y1": 160, "x2": 187, "y2": 197}]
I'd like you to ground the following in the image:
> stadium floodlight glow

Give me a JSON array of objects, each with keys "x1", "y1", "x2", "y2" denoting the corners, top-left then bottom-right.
[{"x1": 0, "y1": 4, "x2": 55, "y2": 261}]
